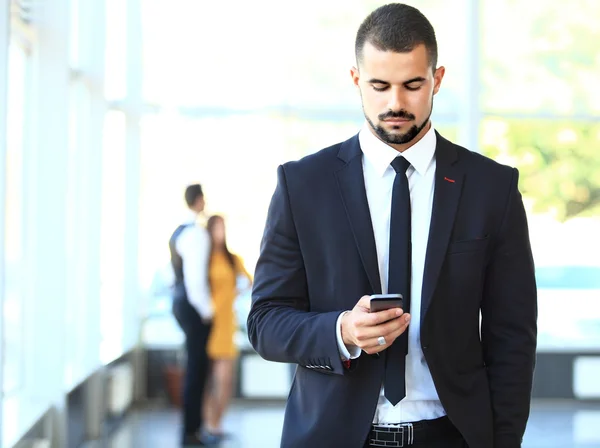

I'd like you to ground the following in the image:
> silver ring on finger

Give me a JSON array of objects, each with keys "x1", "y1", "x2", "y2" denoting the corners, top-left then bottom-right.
[{"x1": 377, "y1": 336, "x2": 386, "y2": 346}]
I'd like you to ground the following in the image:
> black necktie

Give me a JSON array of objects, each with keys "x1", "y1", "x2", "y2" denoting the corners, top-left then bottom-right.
[{"x1": 385, "y1": 156, "x2": 412, "y2": 405}]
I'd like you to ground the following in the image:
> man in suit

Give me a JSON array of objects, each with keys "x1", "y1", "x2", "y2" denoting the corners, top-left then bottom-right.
[
  {"x1": 170, "y1": 184, "x2": 216, "y2": 446},
  {"x1": 248, "y1": 4, "x2": 537, "y2": 448}
]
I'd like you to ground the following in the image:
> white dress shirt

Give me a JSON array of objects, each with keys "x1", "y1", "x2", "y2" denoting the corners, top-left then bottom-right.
[
  {"x1": 175, "y1": 212, "x2": 213, "y2": 319},
  {"x1": 335, "y1": 123, "x2": 446, "y2": 424}
]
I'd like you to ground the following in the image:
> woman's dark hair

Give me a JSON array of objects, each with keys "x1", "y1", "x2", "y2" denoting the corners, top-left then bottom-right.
[
  {"x1": 355, "y1": 3, "x2": 438, "y2": 70},
  {"x1": 207, "y1": 215, "x2": 237, "y2": 275}
]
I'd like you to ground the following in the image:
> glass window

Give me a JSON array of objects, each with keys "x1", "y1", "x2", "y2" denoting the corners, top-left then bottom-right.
[
  {"x1": 105, "y1": 0, "x2": 127, "y2": 100},
  {"x1": 481, "y1": 117, "x2": 600, "y2": 351},
  {"x1": 69, "y1": 0, "x2": 80, "y2": 68},
  {"x1": 141, "y1": 0, "x2": 467, "y2": 118},
  {"x1": 64, "y1": 80, "x2": 92, "y2": 386},
  {"x1": 482, "y1": 0, "x2": 600, "y2": 115},
  {"x1": 481, "y1": 118, "x2": 600, "y2": 222},
  {"x1": 99, "y1": 110, "x2": 127, "y2": 363},
  {"x1": 3, "y1": 42, "x2": 28, "y2": 395}
]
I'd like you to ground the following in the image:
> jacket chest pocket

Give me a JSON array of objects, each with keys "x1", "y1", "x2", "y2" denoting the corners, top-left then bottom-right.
[
  {"x1": 447, "y1": 235, "x2": 489, "y2": 255},
  {"x1": 443, "y1": 236, "x2": 490, "y2": 294}
]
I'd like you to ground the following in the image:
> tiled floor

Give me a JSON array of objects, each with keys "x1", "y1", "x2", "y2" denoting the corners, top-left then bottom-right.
[{"x1": 96, "y1": 400, "x2": 600, "y2": 448}]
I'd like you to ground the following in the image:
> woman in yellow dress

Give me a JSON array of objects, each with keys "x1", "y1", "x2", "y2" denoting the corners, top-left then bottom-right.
[{"x1": 204, "y1": 215, "x2": 252, "y2": 438}]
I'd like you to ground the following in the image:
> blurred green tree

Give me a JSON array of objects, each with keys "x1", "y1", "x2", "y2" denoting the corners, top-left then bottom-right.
[
  {"x1": 481, "y1": 0, "x2": 600, "y2": 221},
  {"x1": 482, "y1": 119, "x2": 600, "y2": 221},
  {"x1": 531, "y1": 0, "x2": 600, "y2": 114}
]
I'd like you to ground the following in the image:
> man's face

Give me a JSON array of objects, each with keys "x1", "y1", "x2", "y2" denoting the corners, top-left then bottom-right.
[
  {"x1": 194, "y1": 196, "x2": 205, "y2": 213},
  {"x1": 351, "y1": 42, "x2": 445, "y2": 149}
]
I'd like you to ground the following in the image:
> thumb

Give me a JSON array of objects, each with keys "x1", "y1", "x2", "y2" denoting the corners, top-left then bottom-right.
[{"x1": 355, "y1": 295, "x2": 372, "y2": 312}]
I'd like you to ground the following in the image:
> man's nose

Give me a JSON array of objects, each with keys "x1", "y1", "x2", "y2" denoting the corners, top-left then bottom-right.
[{"x1": 387, "y1": 86, "x2": 405, "y2": 112}]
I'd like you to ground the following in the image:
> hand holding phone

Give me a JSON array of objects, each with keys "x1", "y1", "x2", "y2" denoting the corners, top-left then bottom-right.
[{"x1": 340, "y1": 295, "x2": 410, "y2": 355}]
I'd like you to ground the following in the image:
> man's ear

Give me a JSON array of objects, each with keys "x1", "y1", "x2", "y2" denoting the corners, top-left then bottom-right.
[
  {"x1": 433, "y1": 66, "x2": 445, "y2": 95},
  {"x1": 350, "y1": 66, "x2": 360, "y2": 88}
]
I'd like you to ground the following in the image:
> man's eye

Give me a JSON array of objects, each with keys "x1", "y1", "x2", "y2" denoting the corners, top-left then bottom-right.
[
  {"x1": 406, "y1": 84, "x2": 422, "y2": 91},
  {"x1": 372, "y1": 85, "x2": 388, "y2": 92}
]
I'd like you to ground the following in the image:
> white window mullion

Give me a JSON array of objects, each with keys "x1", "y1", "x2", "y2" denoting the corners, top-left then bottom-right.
[{"x1": 0, "y1": 0, "x2": 11, "y2": 440}]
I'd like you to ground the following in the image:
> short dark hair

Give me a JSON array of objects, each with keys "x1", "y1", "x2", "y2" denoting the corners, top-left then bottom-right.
[
  {"x1": 184, "y1": 184, "x2": 204, "y2": 207},
  {"x1": 355, "y1": 3, "x2": 438, "y2": 70}
]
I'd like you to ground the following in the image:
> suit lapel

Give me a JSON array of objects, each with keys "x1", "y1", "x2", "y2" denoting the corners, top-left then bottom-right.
[
  {"x1": 421, "y1": 132, "x2": 464, "y2": 321},
  {"x1": 335, "y1": 136, "x2": 382, "y2": 295}
]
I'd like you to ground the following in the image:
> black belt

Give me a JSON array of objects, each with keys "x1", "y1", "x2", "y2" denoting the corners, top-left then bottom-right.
[{"x1": 367, "y1": 416, "x2": 459, "y2": 447}]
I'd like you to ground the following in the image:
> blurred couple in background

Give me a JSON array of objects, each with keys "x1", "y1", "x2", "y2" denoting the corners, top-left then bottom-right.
[{"x1": 169, "y1": 184, "x2": 252, "y2": 447}]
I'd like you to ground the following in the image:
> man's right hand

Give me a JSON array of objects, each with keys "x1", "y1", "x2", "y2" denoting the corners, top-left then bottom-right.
[{"x1": 341, "y1": 295, "x2": 411, "y2": 354}]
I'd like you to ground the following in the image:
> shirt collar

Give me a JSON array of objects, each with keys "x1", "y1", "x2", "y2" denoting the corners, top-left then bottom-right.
[
  {"x1": 184, "y1": 210, "x2": 199, "y2": 225},
  {"x1": 358, "y1": 122, "x2": 437, "y2": 177}
]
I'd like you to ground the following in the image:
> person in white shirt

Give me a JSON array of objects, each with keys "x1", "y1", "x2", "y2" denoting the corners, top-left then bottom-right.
[
  {"x1": 169, "y1": 184, "x2": 215, "y2": 447},
  {"x1": 247, "y1": 3, "x2": 536, "y2": 448}
]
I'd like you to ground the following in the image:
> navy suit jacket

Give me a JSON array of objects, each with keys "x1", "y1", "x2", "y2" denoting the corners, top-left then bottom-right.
[{"x1": 248, "y1": 132, "x2": 537, "y2": 448}]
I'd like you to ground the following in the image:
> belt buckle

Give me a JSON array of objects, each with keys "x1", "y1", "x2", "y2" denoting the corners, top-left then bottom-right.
[{"x1": 398, "y1": 423, "x2": 414, "y2": 447}]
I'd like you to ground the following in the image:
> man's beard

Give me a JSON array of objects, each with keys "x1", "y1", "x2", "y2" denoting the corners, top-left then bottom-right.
[{"x1": 364, "y1": 101, "x2": 433, "y2": 145}]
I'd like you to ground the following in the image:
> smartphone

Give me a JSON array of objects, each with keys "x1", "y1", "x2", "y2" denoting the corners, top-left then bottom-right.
[{"x1": 369, "y1": 293, "x2": 404, "y2": 313}]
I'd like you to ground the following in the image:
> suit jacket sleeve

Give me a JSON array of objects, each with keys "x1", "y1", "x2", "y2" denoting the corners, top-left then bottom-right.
[
  {"x1": 247, "y1": 165, "x2": 346, "y2": 375},
  {"x1": 481, "y1": 168, "x2": 537, "y2": 448}
]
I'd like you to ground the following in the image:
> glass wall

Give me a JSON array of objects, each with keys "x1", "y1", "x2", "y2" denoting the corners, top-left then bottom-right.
[
  {"x1": 99, "y1": 110, "x2": 128, "y2": 362},
  {"x1": 480, "y1": 0, "x2": 600, "y2": 352},
  {"x1": 3, "y1": 40, "x2": 28, "y2": 397},
  {"x1": 1, "y1": 0, "x2": 143, "y2": 445}
]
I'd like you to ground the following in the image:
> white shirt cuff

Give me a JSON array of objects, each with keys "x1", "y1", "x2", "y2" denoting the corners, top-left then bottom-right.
[
  {"x1": 336, "y1": 311, "x2": 361, "y2": 360},
  {"x1": 196, "y1": 304, "x2": 214, "y2": 320}
]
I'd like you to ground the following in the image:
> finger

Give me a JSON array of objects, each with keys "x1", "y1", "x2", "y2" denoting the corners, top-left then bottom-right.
[
  {"x1": 380, "y1": 313, "x2": 410, "y2": 337},
  {"x1": 365, "y1": 307, "x2": 404, "y2": 326},
  {"x1": 361, "y1": 338, "x2": 391, "y2": 354},
  {"x1": 353, "y1": 315, "x2": 405, "y2": 341},
  {"x1": 384, "y1": 314, "x2": 411, "y2": 341},
  {"x1": 356, "y1": 295, "x2": 373, "y2": 311},
  {"x1": 353, "y1": 326, "x2": 397, "y2": 350},
  {"x1": 356, "y1": 329, "x2": 399, "y2": 352},
  {"x1": 360, "y1": 314, "x2": 412, "y2": 352}
]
